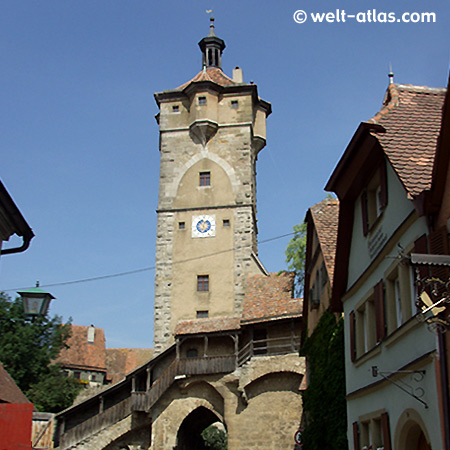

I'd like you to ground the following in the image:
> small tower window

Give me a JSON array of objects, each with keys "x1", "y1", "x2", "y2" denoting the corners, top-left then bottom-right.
[
  {"x1": 186, "y1": 348, "x2": 198, "y2": 358},
  {"x1": 197, "y1": 275, "x2": 209, "y2": 292},
  {"x1": 208, "y1": 49, "x2": 213, "y2": 66},
  {"x1": 199, "y1": 171, "x2": 211, "y2": 186},
  {"x1": 196, "y1": 310, "x2": 209, "y2": 319},
  {"x1": 178, "y1": 222, "x2": 185, "y2": 230},
  {"x1": 223, "y1": 219, "x2": 230, "y2": 227},
  {"x1": 231, "y1": 100, "x2": 239, "y2": 109},
  {"x1": 172, "y1": 105, "x2": 180, "y2": 113},
  {"x1": 198, "y1": 96, "x2": 207, "y2": 105}
]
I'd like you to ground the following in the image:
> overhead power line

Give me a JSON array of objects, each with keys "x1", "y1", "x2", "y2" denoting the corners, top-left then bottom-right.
[{"x1": 4, "y1": 231, "x2": 296, "y2": 292}]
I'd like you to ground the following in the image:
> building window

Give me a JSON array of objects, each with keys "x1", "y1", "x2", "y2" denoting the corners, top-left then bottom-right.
[
  {"x1": 223, "y1": 219, "x2": 230, "y2": 227},
  {"x1": 198, "y1": 96, "x2": 207, "y2": 105},
  {"x1": 357, "y1": 412, "x2": 392, "y2": 450},
  {"x1": 172, "y1": 105, "x2": 180, "y2": 113},
  {"x1": 179, "y1": 222, "x2": 185, "y2": 230},
  {"x1": 74, "y1": 371, "x2": 81, "y2": 380},
  {"x1": 186, "y1": 348, "x2": 198, "y2": 358},
  {"x1": 197, "y1": 275, "x2": 209, "y2": 292},
  {"x1": 231, "y1": 100, "x2": 239, "y2": 109},
  {"x1": 199, "y1": 171, "x2": 211, "y2": 186},
  {"x1": 361, "y1": 162, "x2": 388, "y2": 235},
  {"x1": 196, "y1": 310, "x2": 209, "y2": 318},
  {"x1": 352, "y1": 281, "x2": 385, "y2": 359},
  {"x1": 385, "y1": 260, "x2": 414, "y2": 334}
]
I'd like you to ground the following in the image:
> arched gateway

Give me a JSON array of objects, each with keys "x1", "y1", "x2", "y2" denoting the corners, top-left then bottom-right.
[{"x1": 176, "y1": 407, "x2": 225, "y2": 450}]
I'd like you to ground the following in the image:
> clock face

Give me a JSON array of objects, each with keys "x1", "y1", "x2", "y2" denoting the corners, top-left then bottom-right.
[{"x1": 192, "y1": 215, "x2": 216, "y2": 238}]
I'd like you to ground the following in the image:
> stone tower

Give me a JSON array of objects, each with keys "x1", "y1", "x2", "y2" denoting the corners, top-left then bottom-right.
[{"x1": 153, "y1": 18, "x2": 271, "y2": 353}]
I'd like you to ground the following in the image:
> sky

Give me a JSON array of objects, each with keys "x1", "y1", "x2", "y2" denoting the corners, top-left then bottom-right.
[{"x1": 0, "y1": 0, "x2": 449, "y2": 348}]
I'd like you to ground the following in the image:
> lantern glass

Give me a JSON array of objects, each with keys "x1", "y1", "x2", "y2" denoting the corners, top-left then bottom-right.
[{"x1": 18, "y1": 286, "x2": 55, "y2": 317}]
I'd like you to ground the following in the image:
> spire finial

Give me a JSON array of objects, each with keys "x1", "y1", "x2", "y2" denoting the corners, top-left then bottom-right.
[
  {"x1": 206, "y1": 10, "x2": 216, "y2": 36},
  {"x1": 198, "y1": 11, "x2": 225, "y2": 69},
  {"x1": 388, "y1": 63, "x2": 394, "y2": 84}
]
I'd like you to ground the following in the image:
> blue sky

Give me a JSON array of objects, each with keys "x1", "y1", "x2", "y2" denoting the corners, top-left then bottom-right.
[{"x1": 0, "y1": 0, "x2": 448, "y2": 348}]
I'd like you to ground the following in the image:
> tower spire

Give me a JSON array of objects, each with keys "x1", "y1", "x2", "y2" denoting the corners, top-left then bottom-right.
[{"x1": 198, "y1": 15, "x2": 226, "y2": 69}]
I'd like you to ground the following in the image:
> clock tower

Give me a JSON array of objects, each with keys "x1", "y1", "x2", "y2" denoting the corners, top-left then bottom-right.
[{"x1": 153, "y1": 18, "x2": 271, "y2": 353}]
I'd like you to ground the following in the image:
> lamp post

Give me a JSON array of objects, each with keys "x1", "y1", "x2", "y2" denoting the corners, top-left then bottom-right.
[{"x1": 17, "y1": 282, "x2": 55, "y2": 318}]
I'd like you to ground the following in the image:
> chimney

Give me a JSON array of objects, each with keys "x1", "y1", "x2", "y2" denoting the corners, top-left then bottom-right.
[
  {"x1": 87, "y1": 325, "x2": 95, "y2": 343},
  {"x1": 233, "y1": 66, "x2": 243, "y2": 83}
]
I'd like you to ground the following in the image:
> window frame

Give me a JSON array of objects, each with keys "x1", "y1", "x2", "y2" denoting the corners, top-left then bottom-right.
[
  {"x1": 197, "y1": 275, "x2": 209, "y2": 292},
  {"x1": 199, "y1": 171, "x2": 211, "y2": 187}
]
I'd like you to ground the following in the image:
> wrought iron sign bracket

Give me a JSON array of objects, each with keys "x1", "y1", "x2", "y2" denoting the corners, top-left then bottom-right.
[{"x1": 372, "y1": 366, "x2": 428, "y2": 409}]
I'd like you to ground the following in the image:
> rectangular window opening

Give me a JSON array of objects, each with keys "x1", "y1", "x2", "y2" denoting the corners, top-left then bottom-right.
[
  {"x1": 198, "y1": 96, "x2": 207, "y2": 105},
  {"x1": 223, "y1": 219, "x2": 230, "y2": 227},
  {"x1": 179, "y1": 222, "x2": 185, "y2": 230},
  {"x1": 197, "y1": 275, "x2": 209, "y2": 292},
  {"x1": 231, "y1": 100, "x2": 239, "y2": 109},
  {"x1": 199, "y1": 171, "x2": 211, "y2": 186},
  {"x1": 172, "y1": 105, "x2": 180, "y2": 113},
  {"x1": 196, "y1": 310, "x2": 209, "y2": 319}
]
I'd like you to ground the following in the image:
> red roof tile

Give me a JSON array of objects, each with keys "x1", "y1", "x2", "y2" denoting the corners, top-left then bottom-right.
[
  {"x1": 368, "y1": 83, "x2": 446, "y2": 198},
  {"x1": 175, "y1": 316, "x2": 241, "y2": 336},
  {"x1": 105, "y1": 348, "x2": 154, "y2": 384},
  {"x1": 55, "y1": 325, "x2": 107, "y2": 372},
  {"x1": 176, "y1": 67, "x2": 238, "y2": 90},
  {"x1": 309, "y1": 198, "x2": 339, "y2": 285},
  {"x1": 0, "y1": 362, "x2": 30, "y2": 404},
  {"x1": 242, "y1": 272, "x2": 302, "y2": 324}
]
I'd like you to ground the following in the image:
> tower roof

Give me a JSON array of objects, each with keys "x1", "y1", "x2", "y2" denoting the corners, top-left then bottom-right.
[{"x1": 198, "y1": 17, "x2": 226, "y2": 69}]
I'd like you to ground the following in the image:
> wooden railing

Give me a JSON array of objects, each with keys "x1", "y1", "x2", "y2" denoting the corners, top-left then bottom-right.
[
  {"x1": 237, "y1": 335, "x2": 300, "y2": 366},
  {"x1": 131, "y1": 355, "x2": 236, "y2": 413},
  {"x1": 59, "y1": 397, "x2": 131, "y2": 449},
  {"x1": 178, "y1": 355, "x2": 236, "y2": 375}
]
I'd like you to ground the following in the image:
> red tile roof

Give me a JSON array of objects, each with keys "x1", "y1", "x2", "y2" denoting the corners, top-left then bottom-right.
[
  {"x1": 368, "y1": 83, "x2": 446, "y2": 198},
  {"x1": 0, "y1": 362, "x2": 30, "y2": 404},
  {"x1": 55, "y1": 325, "x2": 107, "y2": 372},
  {"x1": 242, "y1": 272, "x2": 302, "y2": 324},
  {"x1": 309, "y1": 198, "x2": 339, "y2": 285},
  {"x1": 177, "y1": 67, "x2": 238, "y2": 90},
  {"x1": 175, "y1": 317, "x2": 241, "y2": 336},
  {"x1": 105, "y1": 348, "x2": 154, "y2": 384}
]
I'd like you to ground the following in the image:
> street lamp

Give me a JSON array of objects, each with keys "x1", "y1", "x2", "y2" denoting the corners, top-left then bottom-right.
[{"x1": 17, "y1": 282, "x2": 55, "y2": 317}]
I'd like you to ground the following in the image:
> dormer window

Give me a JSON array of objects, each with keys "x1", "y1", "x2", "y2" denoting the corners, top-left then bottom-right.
[{"x1": 361, "y1": 162, "x2": 387, "y2": 235}]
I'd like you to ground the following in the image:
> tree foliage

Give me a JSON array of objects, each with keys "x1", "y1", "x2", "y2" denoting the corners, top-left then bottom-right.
[
  {"x1": 285, "y1": 222, "x2": 307, "y2": 297},
  {"x1": 0, "y1": 292, "x2": 82, "y2": 412},
  {"x1": 201, "y1": 424, "x2": 227, "y2": 450},
  {"x1": 301, "y1": 311, "x2": 348, "y2": 449}
]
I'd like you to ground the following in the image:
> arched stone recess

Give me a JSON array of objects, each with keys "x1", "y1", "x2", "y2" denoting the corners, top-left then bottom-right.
[
  {"x1": 242, "y1": 371, "x2": 303, "y2": 403},
  {"x1": 180, "y1": 379, "x2": 226, "y2": 418},
  {"x1": 102, "y1": 420, "x2": 151, "y2": 450},
  {"x1": 394, "y1": 408, "x2": 432, "y2": 450},
  {"x1": 151, "y1": 397, "x2": 224, "y2": 450},
  {"x1": 169, "y1": 151, "x2": 239, "y2": 200},
  {"x1": 238, "y1": 353, "x2": 306, "y2": 390}
]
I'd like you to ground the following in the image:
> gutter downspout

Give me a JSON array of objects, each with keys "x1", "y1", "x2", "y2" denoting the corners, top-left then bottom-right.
[{"x1": 0, "y1": 232, "x2": 34, "y2": 255}]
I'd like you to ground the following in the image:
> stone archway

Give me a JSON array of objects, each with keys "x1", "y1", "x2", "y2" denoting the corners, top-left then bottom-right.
[
  {"x1": 176, "y1": 406, "x2": 225, "y2": 450},
  {"x1": 395, "y1": 409, "x2": 432, "y2": 450}
]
